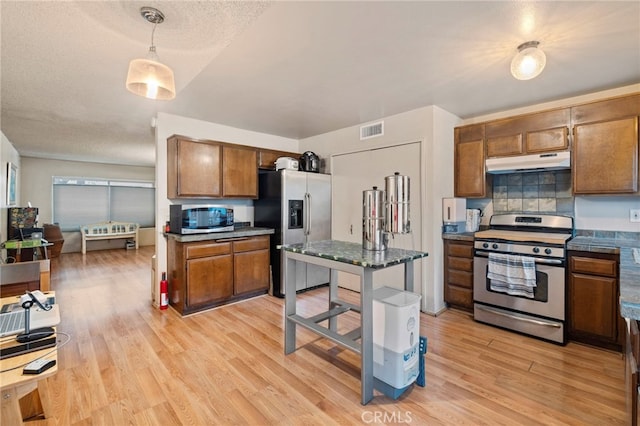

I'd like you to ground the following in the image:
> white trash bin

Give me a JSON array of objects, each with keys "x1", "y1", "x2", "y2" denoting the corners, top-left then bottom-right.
[{"x1": 372, "y1": 286, "x2": 421, "y2": 389}]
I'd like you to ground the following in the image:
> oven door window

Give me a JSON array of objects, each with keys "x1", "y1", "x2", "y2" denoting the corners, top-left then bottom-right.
[{"x1": 483, "y1": 265, "x2": 549, "y2": 302}]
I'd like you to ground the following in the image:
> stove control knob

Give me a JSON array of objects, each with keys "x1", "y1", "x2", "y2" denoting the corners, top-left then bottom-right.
[
  {"x1": 545, "y1": 248, "x2": 552, "y2": 255},
  {"x1": 533, "y1": 247, "x2": 540, "y2": 253},
  {"x1": 492, "y1": 243, "x2": 499, "y2": 250},
  {"x1": 482, "y1": 242, "x2": 489, "y2": 249}
]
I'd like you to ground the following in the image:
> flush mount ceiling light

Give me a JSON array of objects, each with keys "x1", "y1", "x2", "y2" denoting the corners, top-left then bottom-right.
[
  {"x1": 126, "y1": 6, "x2": 175, "y2": 100},
  {"x1": 510, "y1": 41, "x2": 546, "y2": 81}
]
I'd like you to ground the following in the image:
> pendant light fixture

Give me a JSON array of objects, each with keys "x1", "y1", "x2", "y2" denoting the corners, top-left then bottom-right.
[
  {"x1": 510, "y1": 41, "x2": 546, "y2": 81},
  {"x1": 126, "y1": 7, "x2": 175, "y2": 100}
]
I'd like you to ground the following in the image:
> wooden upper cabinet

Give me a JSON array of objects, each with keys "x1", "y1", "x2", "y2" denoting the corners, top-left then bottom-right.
[
  {"x1": 485, "y1": 108, "x2": 570, "y2": 158},
  {"x1": 454, "y1": 123, "x2": 488, "y2": 198},
  {"x1": 168, "y1": 136, "x2": 222, "y2": 198},
  {"x1": 258, "y1": 149, "x2": 300, "y2": 170},
  {"x1": 486, "y1": 134, "x2": 523, "y2": 157},
  {"x1": 222, "y1": 145, "x2": 258, "y2": 198},
  {"x1": 167, "y1": 135, "x2": 259, "y2": 199},
  {"x1": 572, "y1": 94, "x2": 640, "y2": 194}
]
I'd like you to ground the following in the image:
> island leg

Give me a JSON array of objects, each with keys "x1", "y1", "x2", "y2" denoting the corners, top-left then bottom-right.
[
  {"x1": 284, "y1": 252, "x2": 297, "y2": 354},
  {"x1": 328, "y1": 269, "x2": 338, "y2": 332},
  {"x1": 360, "y1": 268, "x2": 374, "y2": 405},
  {"x1": 404, "y1": 260, "x2": 414, "y2": 292}
]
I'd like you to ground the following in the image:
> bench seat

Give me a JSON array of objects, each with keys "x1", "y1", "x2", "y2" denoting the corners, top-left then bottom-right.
[{"x1": 81, "y1": 222, "x2": 139, "y2": 254}]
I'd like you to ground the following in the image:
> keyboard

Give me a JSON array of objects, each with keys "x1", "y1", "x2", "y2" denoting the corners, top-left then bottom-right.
[
  {"x1": 0, "y1": 305, "x2": 60, "y2": 337},
  {"x1": 0, "y1": 311, "x2": 24, "y2": 336}
]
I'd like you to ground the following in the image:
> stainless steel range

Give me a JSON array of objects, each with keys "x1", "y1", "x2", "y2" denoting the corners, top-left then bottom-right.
[{"x1": 473, "y1": 214, "x2": 574, "y2": 344}]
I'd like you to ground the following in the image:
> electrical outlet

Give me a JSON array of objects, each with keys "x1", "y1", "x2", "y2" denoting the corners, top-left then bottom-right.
[{"x1": 631, "y1": 209, "x2": 640, "y2": 223}]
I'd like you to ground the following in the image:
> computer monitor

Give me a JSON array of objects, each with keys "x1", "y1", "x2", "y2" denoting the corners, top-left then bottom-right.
[{"x1": 7, "y1": 207, "x2": 39, "y2": 240}]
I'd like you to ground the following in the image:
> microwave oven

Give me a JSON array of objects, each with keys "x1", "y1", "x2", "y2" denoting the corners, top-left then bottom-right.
[{"x1": 169, "y1": 204, "x2": 234, "y2": 234}]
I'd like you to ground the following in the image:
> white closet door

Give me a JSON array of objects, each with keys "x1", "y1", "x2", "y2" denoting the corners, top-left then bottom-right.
[{"x1": 331, "y1": 142, "x2": 422, "y2": 293}]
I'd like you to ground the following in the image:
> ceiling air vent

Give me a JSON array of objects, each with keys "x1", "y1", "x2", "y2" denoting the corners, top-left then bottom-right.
[{"x1": 360, "y1": 121, "x2": 384, "y2": 140}]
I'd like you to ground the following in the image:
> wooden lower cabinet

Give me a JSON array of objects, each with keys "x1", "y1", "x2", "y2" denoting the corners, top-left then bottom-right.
[
  {"x1": 168, "y1": 235, "x2": 270, "y2": 315},
  {"x1": 567, "y1": 250, "x2": 623, "y2": 351},
  {"x1": 444, "y1": 239, "x2": 474, "y2": 312},
  {"x1": 626, "y1": 319, "x2": 640, "y2": 425},
  {"x1": 233, "y1": 236, "x2": 270, "y2": 295}
]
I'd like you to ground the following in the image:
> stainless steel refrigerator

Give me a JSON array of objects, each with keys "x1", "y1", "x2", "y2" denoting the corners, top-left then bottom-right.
[{"x1": 254, "y1": 169, "x2": 331, "y2": 297}]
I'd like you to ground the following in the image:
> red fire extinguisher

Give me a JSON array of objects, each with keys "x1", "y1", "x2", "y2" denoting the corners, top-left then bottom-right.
[{"x1": 160, "y1": 272, "x2": 168, "y2": 310}]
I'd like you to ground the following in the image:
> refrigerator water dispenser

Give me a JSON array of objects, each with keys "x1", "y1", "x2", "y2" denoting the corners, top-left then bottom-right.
[{"x1": 289, "y1": 200, "x2": 303, "y2": 229}]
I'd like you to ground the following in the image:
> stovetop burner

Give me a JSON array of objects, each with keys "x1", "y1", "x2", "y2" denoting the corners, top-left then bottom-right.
[{"x1": 474, "y1": 213, "x2": 574, "y2": 259}]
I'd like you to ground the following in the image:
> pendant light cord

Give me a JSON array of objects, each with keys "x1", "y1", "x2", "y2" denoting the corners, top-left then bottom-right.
[{"x1": 150, "y1": 22, "x2": 157, "y2": 49}]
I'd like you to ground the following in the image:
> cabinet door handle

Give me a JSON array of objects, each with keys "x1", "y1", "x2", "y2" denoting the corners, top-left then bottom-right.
[
  {"x1": 476, "y1": 305, "x2": 562, "y2": 328},
  {"x1": 214, "y1": 237, "x2": 249, "y2": 243}
]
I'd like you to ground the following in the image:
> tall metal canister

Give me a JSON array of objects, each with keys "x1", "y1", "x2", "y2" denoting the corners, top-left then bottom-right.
[
  {"x1": 385, "y1": 172, "x2": 410, "y2": 234},
  {"x1": 363, "y1": 186, "x2": 388, "y2": 251}
]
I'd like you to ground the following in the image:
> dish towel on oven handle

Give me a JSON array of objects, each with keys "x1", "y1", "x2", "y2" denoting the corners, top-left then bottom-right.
[{"x1": 487, "y1": 252, "x2": 537, "y2": 298}]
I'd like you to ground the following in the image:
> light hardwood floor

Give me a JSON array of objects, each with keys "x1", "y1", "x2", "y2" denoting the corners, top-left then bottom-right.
[{"x1": 30, "y1": 246, "x2": 626, "y2": 425}]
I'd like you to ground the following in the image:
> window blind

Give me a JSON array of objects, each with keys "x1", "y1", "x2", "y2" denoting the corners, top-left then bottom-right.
[{"x1": 53, "y1": 177, "x2": 155, "y2": 231}]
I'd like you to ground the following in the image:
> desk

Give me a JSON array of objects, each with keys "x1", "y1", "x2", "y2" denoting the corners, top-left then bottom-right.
[
  {"x1": 1, "y1": 240, "x2": 53, "y2": 263},
  {"x1": 282, "y1": 240, "x2": 428, "y2": 405},
  {"x1": 0, "y1": 260, "x2": 51, "y2": 296},
  {"x1": 0, "y1": 294, "x2": 57, "y2": 423}
]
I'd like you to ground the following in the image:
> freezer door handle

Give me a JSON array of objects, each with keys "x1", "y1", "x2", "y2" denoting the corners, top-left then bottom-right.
[{"x1": 304, "y1": 192, "x2": 311, "y2": 236}]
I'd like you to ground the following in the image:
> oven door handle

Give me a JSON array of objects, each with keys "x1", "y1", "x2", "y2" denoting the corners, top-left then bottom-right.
[
  {"x1": 476, "y1": 305, "x2": 562, "y2": 328},
  {"x1": 474, "y1": 251, "x2": 563, "y2": 265}
]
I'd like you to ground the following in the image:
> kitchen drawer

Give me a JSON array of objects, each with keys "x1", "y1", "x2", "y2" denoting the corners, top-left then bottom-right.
[
  {"x1": 448, "y1": 256, "x2": 473, "y2": 272},
  {"x1": 186, "y1": 242, "x2": 232, "y2": 259},
  {"x1": 570, "y1": 256, "x2": 617, "y2": 277},
  {"x1": 233, "y1": 235, "x2": 270, "y2": 253},
  {"x1": 448, "y1": 269, "x2": 473, "y2": 288},
  {"x1": 447, "y1": 243, "x2": 474, "y2": 258},
  {"x1": 445, "y1": 285, "x2": 473, "y2": 308}
]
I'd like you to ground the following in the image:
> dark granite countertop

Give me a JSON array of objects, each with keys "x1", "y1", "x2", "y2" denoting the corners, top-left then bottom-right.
[
  {"x1": 280, "y1": 240, "x2": 428, "y2": 269},
  {"x1": 166, "y1": 227, "x2": 274, "y2": 243},
  {"x1": 568, "y1": 235, "x2": 640, "y2": 320}
]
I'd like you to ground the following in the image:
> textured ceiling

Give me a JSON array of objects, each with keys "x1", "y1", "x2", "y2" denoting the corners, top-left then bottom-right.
[{"x1": 1, "y1": 1, "x2": 639, "y2": 167}]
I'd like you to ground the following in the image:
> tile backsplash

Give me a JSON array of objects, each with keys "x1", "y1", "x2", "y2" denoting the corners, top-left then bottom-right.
[{"x1": 492, "y1": 170, "x2": 573, "y2": 215}]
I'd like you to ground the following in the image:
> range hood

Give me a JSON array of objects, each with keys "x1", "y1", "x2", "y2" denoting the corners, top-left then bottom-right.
[{"x1": 486, "y1": 151, "x2": 571, "y2": 174}]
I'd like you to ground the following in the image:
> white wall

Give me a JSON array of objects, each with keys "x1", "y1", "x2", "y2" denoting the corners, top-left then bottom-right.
[
  {"x1": 20, "y1": 157, "x2": 154, "y2": 224},
  {"x1": 1, "y1": 131, "x2": 21, "y2": 246},
  {"x1": 19, "y1": 157, "x2": 156, "y2": 252},
  {"x1": 299, "y1": 105, "x2": 461, "y2": 315},
  {"x1": 575, "y1": 196, "x2": 640, "y2": 232},
  {"x1": 153, "y1": 112, "x2": 299, "y2": 307},
  {"x1": 461, "y1": 83, "x2": 640, "y2": 233}
]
